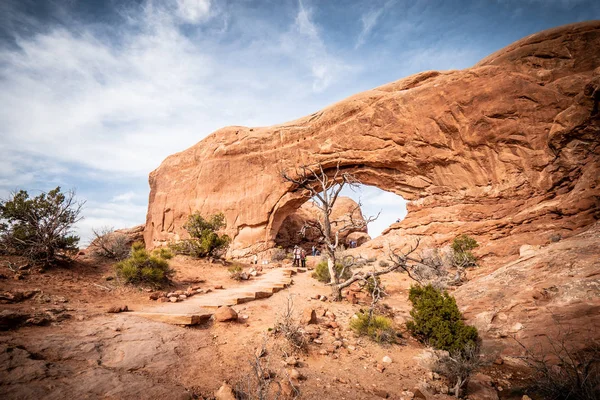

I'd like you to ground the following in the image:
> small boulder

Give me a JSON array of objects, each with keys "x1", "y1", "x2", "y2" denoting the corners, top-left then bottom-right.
[
  {"x1": 214, "y1": 382, "x2": 236, "y2": 400},
  {"x1": 301, "y1": 308, "x2": 317, "y2": 325},
  {"x1": 214, "y1": 306, "x2": 238, "y2": 322}
]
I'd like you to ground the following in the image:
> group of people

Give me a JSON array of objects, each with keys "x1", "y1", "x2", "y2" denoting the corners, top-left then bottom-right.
[{"x1": 292, "y1": 245, "x2": 307, "y2": 268}]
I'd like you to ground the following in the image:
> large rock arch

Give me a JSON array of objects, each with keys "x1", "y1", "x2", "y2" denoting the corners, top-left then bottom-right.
[{"x1": 144, "y1": 21, "x2": 600, "y2": 263}]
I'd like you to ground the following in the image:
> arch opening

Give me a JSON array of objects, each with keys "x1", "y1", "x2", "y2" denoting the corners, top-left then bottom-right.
[{"x1": 272, "y1": 183, "x2": 407, "y2": 252}]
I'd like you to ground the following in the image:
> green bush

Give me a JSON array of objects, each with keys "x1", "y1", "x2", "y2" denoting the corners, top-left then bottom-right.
[
  {"x1": 0, "y1": 187, "x2": 83, "y2": 266},
  {"x1": 406, "y1": 284, "x2": 478, "y2": 353},
  {"x1": 311, "y1": 260, "x2": 351, "y2": 283},
  {"x1": 170, "y1": 212, "x2": 231, "y2": 258},
  {"x1": 115, "y1": 242, "x2": 174, "y2": 287},
  {"x1": 350, "y1": 311, "x2": 396, "y2": 343},
  {"x1": 451, "y1": 234, "x2": 478, "y2": 268}
]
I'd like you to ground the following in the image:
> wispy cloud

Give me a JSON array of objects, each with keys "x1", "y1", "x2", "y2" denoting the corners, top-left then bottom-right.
[{"x1": 281, "y1": 0, "x2": 354, "y2": 92}]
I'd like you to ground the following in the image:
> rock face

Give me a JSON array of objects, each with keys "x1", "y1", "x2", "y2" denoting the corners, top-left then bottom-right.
[
  {"x1": 145, "y1": 22, "x2": 600, "y2": 264},
  {"x1": 275, "y1": 196, "x2": 370, "y2": 249}
]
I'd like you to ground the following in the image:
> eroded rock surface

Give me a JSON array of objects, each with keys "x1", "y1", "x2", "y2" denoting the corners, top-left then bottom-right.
[
  {"x1": 145, "y1": 22, "x2": 600, "y2": 264},
  {"x1": 454, "y1": 221, "x2": 600, "y2": 354}
]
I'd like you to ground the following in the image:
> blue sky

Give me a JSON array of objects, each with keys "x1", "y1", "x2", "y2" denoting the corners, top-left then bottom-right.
[{"x1": 0, "y1": 0, "x2": 598, "y2": 244}]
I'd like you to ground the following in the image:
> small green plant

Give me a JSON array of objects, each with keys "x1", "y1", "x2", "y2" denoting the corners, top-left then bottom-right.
[
  {"x1": 406, "y1": 284, "x2": 478, "y2": 353},
  {"x1": 451, "y1": 234, "x2": 478, "y2": 268},
  {"x1": 228, "y1": 263, "x2": 243, "y2": 280},
  {"x1": 115, "y1": 242, "x2": 174, "y2": 287},
  {"x1": 152, "y1": 247, "x2": 174, "y2": 260},
  {"x1": 311, "y1": 260, "x2": 351, "y2": 283},
  {"x1": 350, "y1": 311, "x2": 396, "y2": 343},
  {"x1": 170, "y1": 212, "x2": 231, "y2": 258}
]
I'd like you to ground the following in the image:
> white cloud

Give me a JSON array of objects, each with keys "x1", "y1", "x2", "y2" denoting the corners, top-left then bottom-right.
[
  {"x1": 176, "y1": 0, "x2": 212, "y2": 23},
  {"x1": 355, "y1": 8, "x2": 384, "y2": 49},
  {"x1": 111, "y1": 191, "x2": 137, "y2": 202}
]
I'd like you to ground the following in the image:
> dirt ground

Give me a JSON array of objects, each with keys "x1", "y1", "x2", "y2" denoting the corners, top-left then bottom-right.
[{"x1": 0, "y1": 253, "x2": 535, "y2": 399}]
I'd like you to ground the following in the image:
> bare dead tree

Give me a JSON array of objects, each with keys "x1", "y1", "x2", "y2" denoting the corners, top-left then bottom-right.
[
  {"x1": 281, "y1": 161, "x2": 378, "y2": 299},
  {"x1": 91, "y1": 227, "x2": 130, "y2": 260}
]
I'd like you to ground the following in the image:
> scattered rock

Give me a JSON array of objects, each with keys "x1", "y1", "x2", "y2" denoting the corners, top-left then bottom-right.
[
  {"x1": 301, "y1": 308, "x2": 317, "y2": 325},
  {"x1": 289, "y1": 368, "x2": 303, "y2": 381},
  {"x1": 285, "y1": 356, "x2": 298, "y2": 366},
  {"x1": 374, "y1": 389, "x2": 389, "y2": 398},
  {"x1": 107, "y1": 305, "x2": 128, "y2": 313},
  {"x1": 382, "y1": 355, "x2": 392, "y2": 364},
  {"x1": 214, "y1": 306, "x2": 237, "y2": 322},
  {"x1": 214, "y1": 382, "x2": 236, "y2": 400},
  {"x1": 376, "y1": 363, "x2": 385, "y2": 373},
  {"x1": 149, "y1": 292, "x2": 161, "y2": 300},
  {"x1": 169, "y1": 296, "x2": 179, "y2": 303},
  {"x1": 319, "y1": 295, "x2": 327, "y2": 302},
  {"x1": 467, "y1": 373, "x2": 499, "y2": 400},
  {"x1": 214, "y1": 285, "x2": 224, "y2": 290}
]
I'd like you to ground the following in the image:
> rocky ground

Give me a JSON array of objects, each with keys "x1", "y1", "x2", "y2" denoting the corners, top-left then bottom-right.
[{"x1": 1, "y1": 223, "x2": 599, "y2": 399}]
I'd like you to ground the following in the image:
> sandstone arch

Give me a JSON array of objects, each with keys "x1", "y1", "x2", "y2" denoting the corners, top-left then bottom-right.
[{"x1": 145, "y1": 21, "x2": 600, "y2": 263}]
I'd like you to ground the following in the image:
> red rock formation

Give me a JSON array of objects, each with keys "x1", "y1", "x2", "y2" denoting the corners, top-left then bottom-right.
[
  {"x1": 274, "y1": 197, "x2": 370, "y2": 250},
  {"x1": 145, "y1": 21, "x2": 600, "y2": 264}
]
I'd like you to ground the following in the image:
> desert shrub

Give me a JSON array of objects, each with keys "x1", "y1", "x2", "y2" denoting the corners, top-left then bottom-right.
[
  {"x1": 0, "y1": 187, "x2": 83, "y2": 266},
  {"x1": 451, "y1": 234, "x2": 478, "y2": 268},
  {"x1": 516, "y1": 331, "x2": 600, "y2": 400},
  {"x1": 153, "y1": 247, "x2": 173, "y2": 260},
  {"x1": 91, "y1": 227, "x2": 130, "y2": 261},
  {"x1": 270, "y1": 247, "x2": 286, "y2": 262},
  {"x1": 378, "y1": 260, "x2": 390, "y2": 268},
  {"x1": 170, "y1": 212, "x2": 230, "y2": 258},
  {"x1": 311, "y1": 260, "x2": 351, "y2": 283},
  {"x1": 115, "y1": 242, "x2": 174, "y2": 287},
  {"x1": 432, "y1": 343, "x2": 483, "y2": 398},
  {"x1": 406, "y1": 284, "x2": 478, "y2": 353},
  {"x1": 228, "y1": 263, "x2": 243, "y2": 280},
  {"x1": 350, "y1": 311, "x2": 396, "y2": 343},
  {"x1": 274, "y1": 295, "x2": 307, "y2": 352}
]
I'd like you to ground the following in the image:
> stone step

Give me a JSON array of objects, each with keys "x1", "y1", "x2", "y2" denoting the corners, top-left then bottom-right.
[{"x1": 130, "y1": 312, "x2": 212, "y2": 326}]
